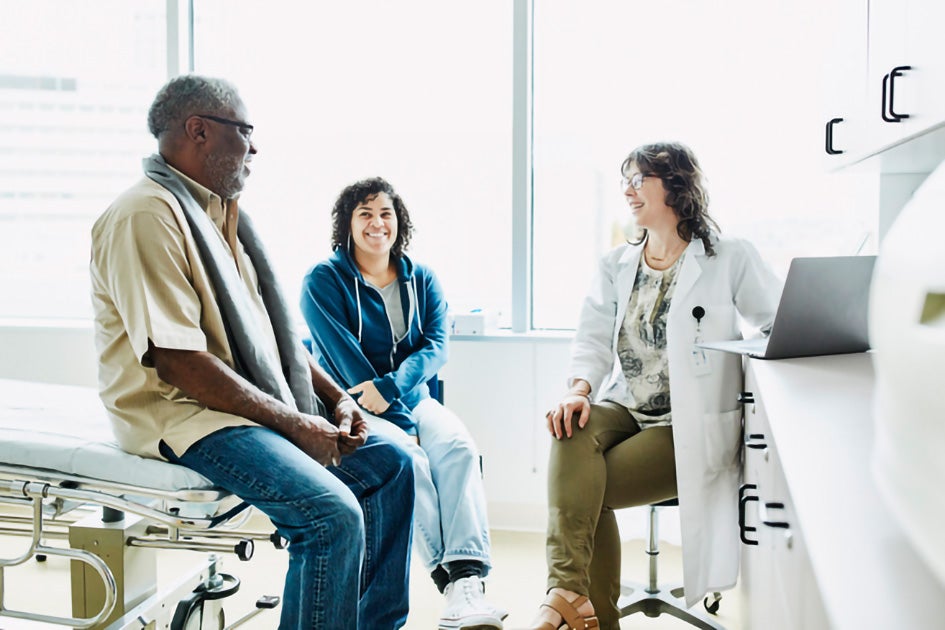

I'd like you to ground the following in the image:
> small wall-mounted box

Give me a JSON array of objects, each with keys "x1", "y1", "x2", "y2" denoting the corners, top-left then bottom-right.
[{"x1": 451, "y1": 310, "x2": 497, "y2": 335}]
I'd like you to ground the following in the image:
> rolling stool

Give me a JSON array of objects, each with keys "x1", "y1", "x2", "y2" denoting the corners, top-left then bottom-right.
[{"x1": 617, "y1": 498, "x2": 725, "y2": 629}]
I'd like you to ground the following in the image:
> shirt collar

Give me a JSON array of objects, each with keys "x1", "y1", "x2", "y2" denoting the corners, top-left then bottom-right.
[{"x1": 165, "y1": 164, "x2": 228, "y2": 231}]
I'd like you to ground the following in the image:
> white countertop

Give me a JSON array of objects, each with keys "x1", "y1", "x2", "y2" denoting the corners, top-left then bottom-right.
[{"x1": 749, "y1": 352, "x2": 945, "y2": 629}]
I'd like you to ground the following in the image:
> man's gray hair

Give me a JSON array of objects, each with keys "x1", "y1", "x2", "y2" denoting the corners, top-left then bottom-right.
[{"x1": 147, "y1": 75, "x2": 241, "y2": 139}]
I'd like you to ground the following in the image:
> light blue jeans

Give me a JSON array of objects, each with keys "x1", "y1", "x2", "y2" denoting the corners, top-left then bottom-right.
[
  {"x1": 161, "y1": 425, "x2": 414, "y2": 630},
  {"x1": 367, "y1": 398, "x2": 492, "y2": 574}
]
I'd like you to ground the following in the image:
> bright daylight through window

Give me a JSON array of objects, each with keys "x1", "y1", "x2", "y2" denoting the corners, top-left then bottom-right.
[
  {"x1": 0, "y1": 1, "x2": 876, "y2": 331},
  {"x1": 193, "y1": 0, "x2": 512, "y2": 328},
  {"x1": 531, "y1": 0, "x2": 877, "y2": 329},
  {"x1": 0, "y1": 1, "x2": 165, "y2": 319}
]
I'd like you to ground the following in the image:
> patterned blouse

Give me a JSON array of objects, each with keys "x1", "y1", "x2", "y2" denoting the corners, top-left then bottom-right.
[{"x1": 602, "y1": 253, "x2": 685, "y2": 428}]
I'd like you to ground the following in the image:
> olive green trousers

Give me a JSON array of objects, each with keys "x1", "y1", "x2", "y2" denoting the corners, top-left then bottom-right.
[{"x1": 546, "y1": 401, "x2": 678, "y2": 629}]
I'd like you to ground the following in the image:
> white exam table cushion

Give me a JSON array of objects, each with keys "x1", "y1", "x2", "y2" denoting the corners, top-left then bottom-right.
[{"x1": 0, "y1": 378, "x2": 214, "y2": 492}]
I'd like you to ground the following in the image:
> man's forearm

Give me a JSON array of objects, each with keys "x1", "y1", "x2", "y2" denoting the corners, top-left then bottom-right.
[
  {"x1": 150, "y1": 343, "x2": 303, "y2": 438},
  {"x1": 307, "y1": 353, "x2": 350, "y2": 412}
]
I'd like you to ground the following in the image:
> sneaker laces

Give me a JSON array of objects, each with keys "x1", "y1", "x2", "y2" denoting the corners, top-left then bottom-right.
[{"x1": 455, "y1": 576, "x2": 482, "y2": 606}]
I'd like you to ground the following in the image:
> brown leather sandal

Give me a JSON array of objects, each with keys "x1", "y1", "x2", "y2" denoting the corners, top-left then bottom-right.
[{"x1": 528, "y1": 591, "x2": 600, "y2": 630}]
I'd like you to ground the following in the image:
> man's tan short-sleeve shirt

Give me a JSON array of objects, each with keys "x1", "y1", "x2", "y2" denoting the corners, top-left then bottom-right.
[{"x1": 90, "y1": 170, "x2": 284, "y2": 459}]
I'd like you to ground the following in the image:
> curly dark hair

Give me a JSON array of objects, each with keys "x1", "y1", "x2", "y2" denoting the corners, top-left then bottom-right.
[
  {"x1": 622, "y1": 142, "x2": 719, "y2": 257},
  {"x1": 330, "y1": 177, "x2": 413, "y2": 258}
]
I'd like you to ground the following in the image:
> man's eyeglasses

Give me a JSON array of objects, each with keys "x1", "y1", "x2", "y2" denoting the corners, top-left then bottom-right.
[
  {"x1": 196, "y1": 114, "x2": 254, "y2": 138},
  {"x1": 620, "y1": 172, "x2": 655, "y2": 191}
]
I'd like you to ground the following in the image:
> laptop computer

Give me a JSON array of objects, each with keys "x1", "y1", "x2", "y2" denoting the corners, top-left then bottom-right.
[{"x1": 697, "y1": 255, "x2": 876, "y2": 360}]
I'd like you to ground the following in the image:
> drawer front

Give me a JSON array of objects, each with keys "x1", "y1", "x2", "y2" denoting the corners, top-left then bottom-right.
[{"x1": 740, "y1": 366, "x2": 830, "y2": 629}]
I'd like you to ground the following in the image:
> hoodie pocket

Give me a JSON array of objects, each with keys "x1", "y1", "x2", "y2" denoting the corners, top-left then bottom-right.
[{"x1": 703, "y1": 408, "x2": 743, "y2": 471}]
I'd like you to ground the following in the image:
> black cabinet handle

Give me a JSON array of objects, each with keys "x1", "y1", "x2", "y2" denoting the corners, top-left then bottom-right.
[
  {"x1": 882, "y1": 65, "x2": 912, "y2": 122},
  {"x1": 762, "y1": 501, "x2": 790, "y2": 529},
  {"x1": 739, "y1": 483, "x2": 759, "y2": 545},
  {"x1": 882, "y1": 72, "x2": 895, "y2": 122},
  {"x1": 761, "y1": 503, "x2": 791, "y2": 529},
  {"x1": 744, "y1": 433, "x2": 767, "y2": 450},
  {"x1": 888, "y1": 65, "x2": 912, "y2": 120},
  {"x1": 737, "y1": 392, "x2": 754, "y2": 404},
  {"x1": 825, "y1": 117, "x2": 844, "y2": 154}
]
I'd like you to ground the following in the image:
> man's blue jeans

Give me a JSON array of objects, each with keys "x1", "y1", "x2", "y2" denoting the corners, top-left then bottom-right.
[{"x1": 160, "y1": 426, "x2": 414, "y2": 629}]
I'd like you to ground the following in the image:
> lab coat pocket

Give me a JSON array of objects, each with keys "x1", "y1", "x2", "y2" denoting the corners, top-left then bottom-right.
[{"x1": 703, "y1": 408, "x2": 743, "y2": 471}]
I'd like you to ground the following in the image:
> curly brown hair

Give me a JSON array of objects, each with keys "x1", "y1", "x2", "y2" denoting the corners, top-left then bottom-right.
[
  {"x1": 330, "y1": 177, "x2": 413, "y2": 258},
  {"x1": 622, "y1": 142, "x2": 719, "y2": 257}
]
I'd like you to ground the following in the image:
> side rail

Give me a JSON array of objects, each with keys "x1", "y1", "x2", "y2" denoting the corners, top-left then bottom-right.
[
  {"x1": 0, "y1": 495, "x2": 117, "y2": 628},
  {"x1": 0, "y1": 477, "x2": 287, "y2": 628}
]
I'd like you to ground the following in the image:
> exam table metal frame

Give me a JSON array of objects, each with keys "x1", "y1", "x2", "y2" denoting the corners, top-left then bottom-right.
[
  {"x1": 0, "y1": 378, "x2": 285, "y2": 630},
  {"x1": 0, "y1": 462, "x2": 284, "y2": 629}
]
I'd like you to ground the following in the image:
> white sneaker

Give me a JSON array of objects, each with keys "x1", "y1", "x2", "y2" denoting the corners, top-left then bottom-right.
[{"x1": 438, "y1": 576, "x2": 506, "y2": 629}]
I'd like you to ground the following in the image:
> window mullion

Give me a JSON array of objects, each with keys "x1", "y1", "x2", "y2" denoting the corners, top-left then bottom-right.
[{"x1": 512, "y1": 0, "x2": 534, "y2": 333}]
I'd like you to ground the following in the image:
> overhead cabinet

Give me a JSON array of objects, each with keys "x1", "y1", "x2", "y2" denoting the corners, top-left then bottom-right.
[
  {"x1": 866, "y1": 0, "x2": 945, "y2": 153},
  {"x1": 823, "y1": 0, "x2": 945, "y2": 170},
  {"x1": 820, "y1": 0, "x2": 869, "y2": 164}
]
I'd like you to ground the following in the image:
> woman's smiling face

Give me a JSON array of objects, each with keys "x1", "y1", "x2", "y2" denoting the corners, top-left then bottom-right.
[
  {"x1": 622, "y1": 163, "x2": 674, "y2": 230},
  {"x1": 350, "y1": 192, "x2": 398, "y2": 259}
]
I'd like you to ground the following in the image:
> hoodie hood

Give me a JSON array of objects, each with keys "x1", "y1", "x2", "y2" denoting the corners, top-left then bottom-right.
[
  {"x1": 329, "y1": 246, "x2": 416, "y2": 284},
  {"x1": 329, "y1": 247, "x2": 422, "y2": 345}
]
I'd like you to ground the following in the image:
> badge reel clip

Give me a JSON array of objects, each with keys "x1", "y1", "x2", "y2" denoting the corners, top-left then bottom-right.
[{"x1": 690, "y1": 306, "x2": 712, "y2": 376}]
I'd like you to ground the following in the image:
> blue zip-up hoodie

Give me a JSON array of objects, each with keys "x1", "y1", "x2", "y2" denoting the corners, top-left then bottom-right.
[{"x1": 299, "y1": 248, "x2": 449, "y2": 434}]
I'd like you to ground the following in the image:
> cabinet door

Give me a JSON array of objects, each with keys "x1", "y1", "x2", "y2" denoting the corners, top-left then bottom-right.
[
  {"x1": 742, "y1": 367, "x2": 831, "y2": 629},
  {"x1": 906, "y1": 0, "x2": 945, "y2": 132},
  {"x1": 867, "y1": 0, "x2": 945, "y2": 152},
  {"x1": 740, "y1": 372, "x2": 776, "y2": 629},
  {"x1": 762, "y1": 447, "x2": 804, "y2": 630},
  {"x1": 820, "y1": 0, "x2": 869, "y2": 167}
]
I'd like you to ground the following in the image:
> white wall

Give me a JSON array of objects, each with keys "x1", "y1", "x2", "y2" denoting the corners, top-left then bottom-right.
[
  {"x1": 0, "y1": 320, "x2": 98, "y2": 387},
  {"x1": 0, "y1": 322, "x2": 673, "y2": 539},
  {"x1": 0, "y1": 322, "x2": 565, "y2": 528},
  {"x1": 440, "y1": 334, "x2": 572, "y2": 531}
]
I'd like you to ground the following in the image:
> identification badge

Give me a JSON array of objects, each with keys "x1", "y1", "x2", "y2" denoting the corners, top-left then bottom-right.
[
  {"x1": 690, "y1": 345, "x2": 712, "y2": 376},
  {"x1": 691, "y1": 320, "x2": 712, "y2": 376}
]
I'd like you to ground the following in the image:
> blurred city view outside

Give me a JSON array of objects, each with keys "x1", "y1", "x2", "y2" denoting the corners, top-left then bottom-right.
[
  {"x1": 0, "y1": 1, "x2": 165, "y2": 319},
  {"x1": 1, "y1": 1, "x2": 876, "y2": 329}
]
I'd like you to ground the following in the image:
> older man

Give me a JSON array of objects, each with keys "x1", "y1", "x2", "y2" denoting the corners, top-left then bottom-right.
[{"x1": 89, "y1": 75, "x2": 414, "y2": 629}]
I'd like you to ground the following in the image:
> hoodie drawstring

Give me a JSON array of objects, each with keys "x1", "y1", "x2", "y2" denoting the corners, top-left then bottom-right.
[
  {"x1": 349, "y1": 251, "x2": 421, "y2": 369},
  {"x1": 411, "y1": 275, "x2": 423, "y2": 337},
  {"x1": 353, "y1": 276, "x2": 363, "y2": 343}
]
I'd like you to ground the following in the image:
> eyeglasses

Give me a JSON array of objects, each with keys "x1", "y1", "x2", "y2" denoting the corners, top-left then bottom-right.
[
  {"x1": 196, "y1": 114, "x2": 254, "y2": 138},
  {"x1": 620, "y1": 172, "x2": 654, "y2": 191}
]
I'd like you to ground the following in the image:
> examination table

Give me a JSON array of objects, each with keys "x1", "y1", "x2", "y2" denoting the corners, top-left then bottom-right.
[{"x1": 0, "y1": 378, "x2": 283, "y2": 629}]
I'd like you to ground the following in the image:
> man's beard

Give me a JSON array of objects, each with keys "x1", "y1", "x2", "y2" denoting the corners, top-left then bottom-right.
[{"x1": 205, "y1": 153, "x2": 245, "y2": 199}]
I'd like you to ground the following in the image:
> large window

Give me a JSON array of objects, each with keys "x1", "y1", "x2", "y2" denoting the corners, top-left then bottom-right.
[
  {"x1": 532, "y1": 0, "x2": 878, "y2": 329},
  {"x1": 192, "y1": 0, "x2": 513, "y2": 325},
  {"x1": 0, "y1": 1, "x2": 166, "y2": 319},
  {"x1": 1, "y1": 2, "x2": 878, "y2": 330}
]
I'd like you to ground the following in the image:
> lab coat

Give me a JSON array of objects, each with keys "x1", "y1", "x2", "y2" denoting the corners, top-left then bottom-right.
[{"x1": 570, "y1": 235, "x2": 781, "y2": 607}]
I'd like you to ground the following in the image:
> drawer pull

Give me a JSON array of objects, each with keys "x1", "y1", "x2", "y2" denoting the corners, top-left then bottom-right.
[
  {"x1": 744, "y1": 433, "x2": 767, "y2": 450},
  {"x1": 737, "y1": 392, "x2": 754, "y2": 404},
  {"x1": 761, "y1": 501, "x2": 790, "y2": 529}
]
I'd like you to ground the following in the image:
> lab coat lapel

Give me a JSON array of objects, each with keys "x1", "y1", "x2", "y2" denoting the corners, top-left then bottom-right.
[
  {"x1": 673, "y1": 239, "x2": 705, "y2": 304},
  {"x1": 614, "y1": 244, "x2": 644, "y2": 329}
]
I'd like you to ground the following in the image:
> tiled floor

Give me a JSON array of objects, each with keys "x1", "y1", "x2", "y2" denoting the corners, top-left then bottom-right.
[{"x1": 0, "y1": 526, "x2": 742, "y2": 629}]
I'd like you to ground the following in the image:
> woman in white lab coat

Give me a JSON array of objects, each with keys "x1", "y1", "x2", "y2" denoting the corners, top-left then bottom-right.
[{"x1": 526, "y1": 142, "x2": 781, "y2": 630}]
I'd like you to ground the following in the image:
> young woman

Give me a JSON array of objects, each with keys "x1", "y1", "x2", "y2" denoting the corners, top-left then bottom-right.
[
  {"x1": 526, "y1": 142, "x2": 782, "y2": 629},
  {"x1": 300, "y1": 177, "x2": 505, "y2": 629}
]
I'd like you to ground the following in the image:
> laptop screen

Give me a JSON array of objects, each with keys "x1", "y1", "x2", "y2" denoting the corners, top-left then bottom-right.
[{"x1": 764, "y1": 255, "x2": 877, "y2": 359}]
